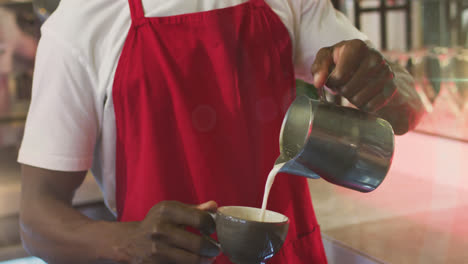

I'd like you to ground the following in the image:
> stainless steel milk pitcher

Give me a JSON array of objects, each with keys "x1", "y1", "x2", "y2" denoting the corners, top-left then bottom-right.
[{"x1": 276, "y1": 95, "x2": 395, "y2": 193}]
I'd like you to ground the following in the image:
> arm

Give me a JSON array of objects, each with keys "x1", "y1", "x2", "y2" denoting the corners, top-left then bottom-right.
[
  {"x1": 362, "y1": 40, "x2": 425, "y2": 134},
  {"x1": 19, "y1": 165, "x2": 130, "y2": 264},
  {"x1": 375, "y1": 60, "x2": 425, "y2": 135},
  {"x1": 19, "y1": 165, "x2": 220, "y2": 264},
  {"x1": 293, "y1": 0, "x2": 425, "y2": 134}
]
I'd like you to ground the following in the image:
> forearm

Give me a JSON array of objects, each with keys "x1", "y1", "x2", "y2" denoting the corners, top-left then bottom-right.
[
  {"x1": 376, "y1": 62, "x2": 426, "y2": 135},
  {"x1": 20, "y1": 194, "x2": 133, "y2": 264}
]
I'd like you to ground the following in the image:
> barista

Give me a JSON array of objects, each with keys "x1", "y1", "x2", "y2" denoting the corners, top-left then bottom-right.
[{"x1": 18, "y1": 0, "x2": 425, "y2": 263}]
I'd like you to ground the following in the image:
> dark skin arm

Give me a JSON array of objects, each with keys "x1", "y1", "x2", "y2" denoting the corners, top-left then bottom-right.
[
  {"x1": 20, "y1": 165, "x2": 220, "y2": 264},
  {"x1": 311, "y1": 39, "x2": 425, "y2": 135}
]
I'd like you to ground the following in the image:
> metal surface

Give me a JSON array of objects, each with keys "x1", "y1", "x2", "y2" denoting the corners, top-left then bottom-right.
[{"x1": 276, "y1": 95, "x2": 395, "y2": 193}]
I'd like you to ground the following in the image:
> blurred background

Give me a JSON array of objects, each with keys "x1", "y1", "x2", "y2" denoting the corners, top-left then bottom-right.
[
  {"x1": 0, "y1": 0, "x2": 115, "y2": 263},
  {"x1": 0, "y1": 0, "x2": 467, "y2": 263}
]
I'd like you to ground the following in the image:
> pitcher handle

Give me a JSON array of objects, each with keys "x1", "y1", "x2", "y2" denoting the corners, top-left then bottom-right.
[{"x1": 319, "y1": 69, "x2": 335, "y2": 104}]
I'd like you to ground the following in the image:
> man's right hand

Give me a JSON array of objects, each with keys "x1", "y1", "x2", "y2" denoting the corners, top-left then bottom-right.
[
  {"x1": 20, "y1": 165, "x2": 220, "y2": 264},
  {"x1": 117, "y1": 201, "x2": 220, "y2": 264}
]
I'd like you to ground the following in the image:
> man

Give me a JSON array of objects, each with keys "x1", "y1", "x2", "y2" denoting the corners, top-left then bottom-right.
[{"x1": 18, "y1": 0, "x2": 424, "y2": 263}]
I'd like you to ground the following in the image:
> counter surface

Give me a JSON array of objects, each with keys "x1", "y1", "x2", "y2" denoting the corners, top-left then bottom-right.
[{"x1": 309, "y1": 132, "x2": 468, "y2": 264}]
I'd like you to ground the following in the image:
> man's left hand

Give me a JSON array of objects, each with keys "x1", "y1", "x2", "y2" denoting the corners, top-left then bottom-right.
[{"x1": 311, "y1": 39, "x2": 396, "y2": 112}]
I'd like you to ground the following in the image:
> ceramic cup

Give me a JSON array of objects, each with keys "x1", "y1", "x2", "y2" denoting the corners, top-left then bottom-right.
[{"x1": 213, "y1": 206, "x2": 289, "y2": 264}]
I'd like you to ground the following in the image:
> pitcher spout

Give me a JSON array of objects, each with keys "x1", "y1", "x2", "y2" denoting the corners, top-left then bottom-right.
[{"x1": 275, "y1": 154, "x2": 289, "y2": 165}]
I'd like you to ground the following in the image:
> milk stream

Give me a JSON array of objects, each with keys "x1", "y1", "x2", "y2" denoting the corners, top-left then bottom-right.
[{"x1": 260, "y1": 162, "x2": 286, "y2": 221}]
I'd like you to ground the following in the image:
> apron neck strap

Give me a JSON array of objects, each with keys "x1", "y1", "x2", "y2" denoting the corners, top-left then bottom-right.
[
  {"x1": 129, "y1": 0, "x2": 266, "y2": 21},
  {"x1": 128, "y1": 0, "x2": 145, "y2": 21}
]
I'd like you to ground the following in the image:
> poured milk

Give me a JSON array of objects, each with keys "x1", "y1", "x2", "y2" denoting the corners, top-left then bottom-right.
[{"x1": 260, "y1": 162, "x2": 286, "y2": 221}]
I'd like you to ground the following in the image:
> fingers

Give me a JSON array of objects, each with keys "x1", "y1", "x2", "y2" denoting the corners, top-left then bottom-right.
[
  {"x1": 364, "y1": 93, "x2": 392, "y2": 113},
  {"x1": 149, "y1": 201, "x2": 216, "y2": 235},
  {"x1": 327, "y1": 40, "x2": 368, "y2": 89},
  {"x1": 349, "y1": 68, "x2": 396, "y2": 112},
  {"x1": 152, "y1": 241, "x2": 216, "y2": 264},
  {"x1": 143, "y1": 201, "x2": 221, "y2": 262},
  {"x1": 350, "y1": 72, "x2": 387, "y2": 109},
  {"x1": 340, "y1": 52, "x2": 386, "y2": 98},
  {"x1": 152, "y1": 223, "x2": 220, "y2": 258},
  {"x1": 195, "y1": 201, "x2": 218, "y2": 212},
  {"x1": 311, "y1": 40, "x2": 367, "y2": 90},
  {"x1": 311, "y1": 39, "x2": 398, "y2": 112},
  {"x1": 311, "y1": 47, "x2": 334, "y2": 88}
]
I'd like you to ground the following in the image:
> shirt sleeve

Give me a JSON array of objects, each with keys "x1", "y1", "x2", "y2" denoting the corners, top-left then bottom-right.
[
  {"x1": 294, "y1": 0, "x2": 368, "y2": 83},
  {"x1": 18, "y1": 29, "x2": 100, "y2": 172}
]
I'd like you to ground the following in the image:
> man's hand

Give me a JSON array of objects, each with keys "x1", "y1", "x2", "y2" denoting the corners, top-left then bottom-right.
[
  {"x1": 311, "y1": 39, "x2": 396, "y2": 112},
  {"x1": 310, "y1": 39, "x2": 425, "y2": 135},
  {"x1": 117, "y1": 201, "x2": 220, "y2": 264},
  {"x1": 20, "y1": 165, "x2": 220, "y2": 264}
]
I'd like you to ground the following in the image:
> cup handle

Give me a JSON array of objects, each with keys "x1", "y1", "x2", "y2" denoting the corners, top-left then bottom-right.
[
  {"x1": 208, "y1": 211, "x2": 217, "y2": 220},
  {"x1": 203, "y1": 212, "x2": 221, "y2": 249},
  {"x1": 204, "y1": 234, "x2": 221, "y2": 249}
]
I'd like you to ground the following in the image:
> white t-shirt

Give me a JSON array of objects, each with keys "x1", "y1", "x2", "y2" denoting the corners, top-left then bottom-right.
[{"x1": 18, "y1": 0, "x2": 366, "y2": 214}]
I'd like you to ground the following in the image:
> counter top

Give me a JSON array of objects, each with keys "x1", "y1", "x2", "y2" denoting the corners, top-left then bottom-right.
[{"x1": 309, "y1": 132, "x2": 468, "y2": 264}]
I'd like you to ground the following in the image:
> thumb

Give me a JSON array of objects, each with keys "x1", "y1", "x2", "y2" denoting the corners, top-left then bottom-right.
[
  {"x1": 311, "y1": 46, "x2": 334, "y2": 89},
  {"x1": 196, "y1": 201, "x2": 218, "y2": 212}
]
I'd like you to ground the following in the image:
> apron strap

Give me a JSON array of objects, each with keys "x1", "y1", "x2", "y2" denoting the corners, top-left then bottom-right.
[{"x1": 128, "y1": 0, "x2": 145, "y2": 21}]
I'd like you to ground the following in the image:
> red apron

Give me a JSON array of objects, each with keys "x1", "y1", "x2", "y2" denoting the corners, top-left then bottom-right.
[{"x1": 112, "y1": 0, "x2": 327, "y2": 263}]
